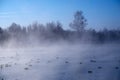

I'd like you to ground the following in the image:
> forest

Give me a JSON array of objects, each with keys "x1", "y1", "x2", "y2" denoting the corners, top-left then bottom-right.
[{"x1": 0, "y1": 11, "x2": 120, "y2": 46}]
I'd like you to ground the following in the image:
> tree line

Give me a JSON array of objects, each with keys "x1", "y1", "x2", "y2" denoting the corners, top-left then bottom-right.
[{"x1": 0, "y1": 11, "x2": 120, "y2": 45}]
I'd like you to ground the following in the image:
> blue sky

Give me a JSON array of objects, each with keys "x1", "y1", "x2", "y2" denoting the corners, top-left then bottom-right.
[{"x1": 0, "y1": 0, "x2": 120, "y2": 30}]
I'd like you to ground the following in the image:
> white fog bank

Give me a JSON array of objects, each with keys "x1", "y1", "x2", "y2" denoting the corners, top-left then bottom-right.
[{"x1": 0, "y1": 44, "x2": 120, "y2": 80}]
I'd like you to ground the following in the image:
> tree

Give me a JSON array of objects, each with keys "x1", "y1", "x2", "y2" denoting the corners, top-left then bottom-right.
[
  {"x1": 0, "y1": 27, "x2": 9, "y2": 44},
  {"x1": 8, "y1": 23, "x2": 21, "y2": 33},
  {"x1": 0, "y1": 27, "x2": 3, "y2": 34},
  {"x1": 55, "y1": 21, "x2": 63, "y2": 33},
  {"x1": 69, "y1": 11, "x2": 87, "y2": 32}
]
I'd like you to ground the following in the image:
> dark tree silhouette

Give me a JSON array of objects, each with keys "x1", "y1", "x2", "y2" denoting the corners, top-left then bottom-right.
[
  {"x1": 69, "y1": 11, "x2": 87, "y2": 32},
  {"x1": 0, "y1": 27, "x2": 9, "y2": 45},
  {"x1": 8, "y1": 23, "x2": 21, "y2": 33},
  {"x1": 0, "y1": 11, "x2": 120, "y2": 45}
]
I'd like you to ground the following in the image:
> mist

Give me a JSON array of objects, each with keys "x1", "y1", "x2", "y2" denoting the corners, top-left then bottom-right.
[
  {"x1": 0, "y1": 8, "x2": 120, "y2": 80},
  {"x1": 0, "y1": 41, "x2": 120, "y2": 80}
]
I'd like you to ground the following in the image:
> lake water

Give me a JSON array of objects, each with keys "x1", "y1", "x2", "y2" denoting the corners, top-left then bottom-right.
[{"x1": 0, "y1": 44, "x2": 120, "y2": 80}]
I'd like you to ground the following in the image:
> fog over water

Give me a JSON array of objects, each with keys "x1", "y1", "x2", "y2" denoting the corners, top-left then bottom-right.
[
  {"x1": 0, "y1": 0, "x2": 120, "y2": 80},
  {"x1": 0, "y1": 43, "x2": 120, "y2": 80}
]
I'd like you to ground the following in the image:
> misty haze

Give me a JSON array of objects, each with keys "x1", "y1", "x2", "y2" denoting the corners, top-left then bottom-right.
[{"x1": 0, "y1": 0, "x2": 120, "y2": 80}]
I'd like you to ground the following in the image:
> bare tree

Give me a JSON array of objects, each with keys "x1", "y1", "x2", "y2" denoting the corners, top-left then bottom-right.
[{"x1": 69, "y1": 11, "x2": 87, "y2": 32}]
